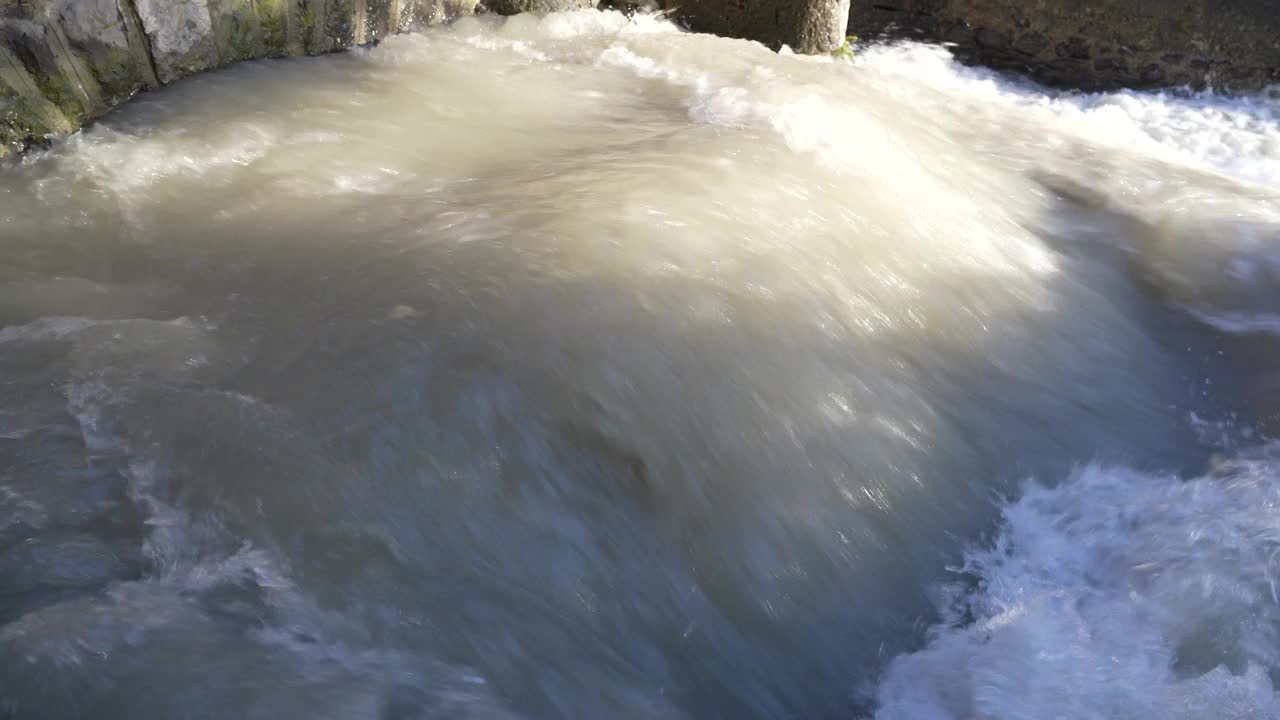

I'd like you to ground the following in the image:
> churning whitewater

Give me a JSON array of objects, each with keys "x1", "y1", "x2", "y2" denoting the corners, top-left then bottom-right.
[{"x1": 2, "y1": 10, "x2": 1279, "y2": 719}]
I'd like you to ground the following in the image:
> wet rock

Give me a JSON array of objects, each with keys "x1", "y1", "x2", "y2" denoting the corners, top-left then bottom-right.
[
  {"x1": 48, "y1": 1, "x2": 127, "y2": 51},
  {"x1": 1036, "y1": 58, "x2": 1089, "y2": 86},
  {"x1": 663, "y1": 0, "x2": 852, "y2": 54},
  {"x1": 847, "y1": 0, "x2": 1280, "y2": 92},
  {"x1": 209, "y1": 0, "x2": 293, "y2": 64},
  {"x1": 1094, "y1": 57, "x2": 1127, "y2": 73},
  {"x1": 400, "y1": 0, "x2": 483, "y2": 27},
  {"x1": 973, "y1": 27, "x2": 1008, "y2": 49},
  {"x1": 913, "y1": 0, "x2": 947, "y2": 15},
  {"x1": 133, "y1": 0, "x2": 220, "y2": 82},
  {"x1": 910, "y1": 15, "x2": 937, "y2": 34},
  {"x1": 0, "y1": 51, "x2": 72, "y2": 152},
  {"x1": 1056, "y1": 36, "x2": 1090, "y2": 60},
  {"x1": 1227, "y1": 64, "x2": 1263, "y2": 83},
  {"x1": 0, "y1": 19, "x2": 99, "y2": 121},
  {"x1": 942, "y1": 22, "x2": 972, "y2": 45},
  {"x1": 317, "y1": 0, "x2": 357, "y2": 50},
  {"x1": 1012, "y1": 32, "x2": 1047, "y2": 57}
]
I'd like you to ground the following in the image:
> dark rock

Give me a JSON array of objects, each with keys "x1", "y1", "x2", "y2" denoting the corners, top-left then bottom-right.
[
  {"x1": 1094, "y1": 57, "x2": 1127, "y2": 73},
  {"x1": 1035, "y1": 57, "x2": 1089, "y2": 85},
  {"x1": 942, "y1": 22, "x2": 973, "y2": 45},
  {"x1": 670, "y1": 0, "x2": 852, "y2": 53},
  {"x1": 913, "y1": 0, "x2": 947, "y2": 15},
  {"x1": 848, "y1": 0, "x2": 1280, "y2": 91},
  {"x1": 1013, "y1": 32, "x2": 1048, "y2": 56},
  {"x1": 911, "y1": 16, "x2": 938, "y2": 34},
  {"x1": 1056, "y1": 36, "x2": 1090, "y2": 60},
  {"x1": 974, "y1": 28, "x2": 1010, "y2": 49},
  {"x1": 1227, "y1": 65, "x2": 1260, "y2": 82}
]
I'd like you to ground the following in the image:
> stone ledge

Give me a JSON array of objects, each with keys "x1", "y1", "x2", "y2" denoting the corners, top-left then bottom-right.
[
  {"x1": 0, "y1": 0, "x2": 483, "y2": 157},
  {"x1": 849, "y1": 0, "x2": 1280, "y2": 91}
]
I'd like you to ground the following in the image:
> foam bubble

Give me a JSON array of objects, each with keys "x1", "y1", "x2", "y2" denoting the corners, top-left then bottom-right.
[
  {"x1": 1186, "y1": 309, "x2": 1280, "y2": 336},
  {"x1": 65, "y1": 122, "x2": 278, "y2": 193},
  {"x1": 853, "y1": 42, "x2": 1280, "y2": 188},
  {"x1": 0, "y1": 316, "x2": 97, "y2": 344},
  {"x1": 531, "y1": 9, "x2": 680, "y2": 39},
  {"x1": 874, "y1": 448, "x2": 1280, "y2": 719}
]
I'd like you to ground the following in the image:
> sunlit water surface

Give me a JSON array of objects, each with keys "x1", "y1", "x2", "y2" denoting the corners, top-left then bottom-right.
[{"x1": 3, "y1": 11, "x2": 1280, "y2": 719}]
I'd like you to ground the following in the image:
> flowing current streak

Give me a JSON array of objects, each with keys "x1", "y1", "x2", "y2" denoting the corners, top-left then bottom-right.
[{"x1": 0, "y1": 10, "x2": 1278, "y2": 720}]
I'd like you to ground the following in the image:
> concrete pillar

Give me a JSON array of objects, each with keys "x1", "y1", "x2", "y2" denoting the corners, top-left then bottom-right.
[{"x1": 660, "y1": 0, "x2": 851, "y2": 54}]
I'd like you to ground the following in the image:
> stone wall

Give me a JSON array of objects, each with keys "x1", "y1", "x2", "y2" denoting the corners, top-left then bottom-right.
[
  {"x1": 0, "y1": 0, "x2": 480, "y2": 157},
  {"x1": 848, "y1": 0, "x2": 1280, "y2": 91}
]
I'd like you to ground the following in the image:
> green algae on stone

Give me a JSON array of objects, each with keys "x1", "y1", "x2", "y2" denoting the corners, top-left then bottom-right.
[
  {"x1": 255, "y1": 0, "x2": 292, "y2": 57},
  {"x1": 399, "y1": 0, "x2": 479, "y2": 27},
  {"x1": 211, "y1": 0, "x2": 266, "y2": 64},
  {"x1": 44, "y1": 0, "x2": 152, "y2": 105},
  {"x1": 297, "y1": 0, "x2": 322, "y2": 52},
  {"x1": 363, "y1": 0, "x2": 396, "y2": 42},
  {"x1": 75, "y1": 44, "x2": 144, "y2": 103},
  {"x1": 323, "y1": 0, "x2": 357, "y2": 50},
  {"x1": 0, "y1": 44, "x2": 73, "y2": 156},
  {"x1": 208, "y1": 0, "x2": 292, "y2": 62},
  {"x1": 0, "y1": 24, "x2": 101, "y2": 123}
]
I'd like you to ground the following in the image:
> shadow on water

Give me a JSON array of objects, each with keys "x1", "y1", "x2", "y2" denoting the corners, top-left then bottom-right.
[{"x1": 0, "y1": 172, "x2": 1230, "y2": 719}]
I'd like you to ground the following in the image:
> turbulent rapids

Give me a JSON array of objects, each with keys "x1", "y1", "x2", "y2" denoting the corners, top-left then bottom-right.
[{"x1": 2, "y1": 11, "x2": 1280, "y2": 719}]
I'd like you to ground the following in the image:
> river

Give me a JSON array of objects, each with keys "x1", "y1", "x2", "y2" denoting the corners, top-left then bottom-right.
[{"x1": 2, "y1": 10, "x2": 1279, "y2": 719}]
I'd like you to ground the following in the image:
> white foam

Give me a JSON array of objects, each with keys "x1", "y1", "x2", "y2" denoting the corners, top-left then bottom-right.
[
  {"x1": 594, "y1": 42, "x2": 1060, "y2": 281},
  {"x1": 874, "y1": 449, "x2": 1280, "y2": 719},
  {"x1": 530, "y1": 9, "x2": 679, "y2": 39},
  {"x1": 64, "y1": 375, "x2": 300, "y2": 609},
  {"x1": 61, "y1": 121, "x2": 278, "y2": 194},
  {"x1": 1187, "y1": 309, "x2": 1280, "y2": 336},
  {"x1": 0, "y1": 316, "x2": 97, "y2": 344},
  {"x1": 596, "y1": 44, "x2": 697, "y2": 85},
  {"x1": 853, "y1": 43, "x2": 1280, "y2": 189},
  {"x1": 460, "y1": 34, "x2": 550, "y2": 61}
]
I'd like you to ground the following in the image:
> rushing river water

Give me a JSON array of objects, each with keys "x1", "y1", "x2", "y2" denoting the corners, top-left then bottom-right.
[{"x1": 2, "y1": 10, "x2": 1280, "y2": 719}]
